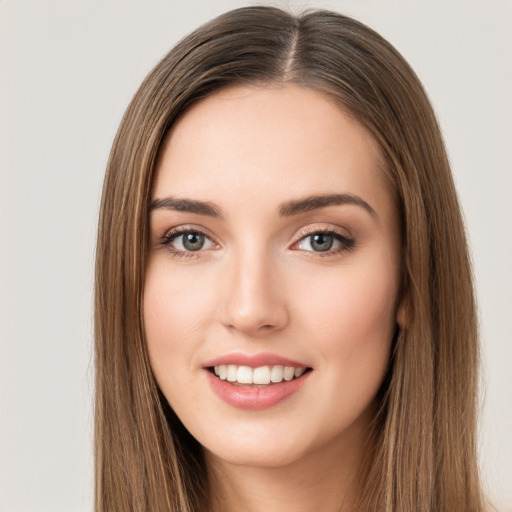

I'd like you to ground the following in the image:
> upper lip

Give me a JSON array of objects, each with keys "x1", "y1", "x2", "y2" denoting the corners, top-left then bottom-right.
[{"x1": 203, "y1": 352, "x2": 310, "y2": 369}]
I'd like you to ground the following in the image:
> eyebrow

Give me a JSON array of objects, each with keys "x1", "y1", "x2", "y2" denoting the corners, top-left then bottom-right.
[
  {"x1": 149, "y1": 193, "x2": 376, "y2": 219},
  {"x1": 278, "y1": 193, "x2": 376, "y2": 218},
  {"x1": 149, "y1": 197, "x2": 223, "y2": 218}
]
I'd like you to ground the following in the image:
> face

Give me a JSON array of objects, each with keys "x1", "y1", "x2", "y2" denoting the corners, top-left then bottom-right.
[{"x1": 144, "y1": 84, "x2": 402, "y2": 469}]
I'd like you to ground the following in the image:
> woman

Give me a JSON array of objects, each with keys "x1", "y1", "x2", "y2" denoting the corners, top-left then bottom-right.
[{"x1": 94, "y1": 6, "x2": 487, "y2": 511}]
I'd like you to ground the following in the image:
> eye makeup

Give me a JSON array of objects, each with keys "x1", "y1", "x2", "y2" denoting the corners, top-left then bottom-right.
[
  {"x1": 158, "y1": 223, "x2": 356, "y2": 260},
  {"x1": 290, "y1": 225, "x2": 356, "y2": 257},
  {"x1": 160, "y1": 225, "x2": 218, "y2": 260}
]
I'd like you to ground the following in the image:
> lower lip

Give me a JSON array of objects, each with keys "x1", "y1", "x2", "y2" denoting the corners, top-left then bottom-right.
[{"x1": 205, "y1": 370, "x2": 311, "y2": 410}]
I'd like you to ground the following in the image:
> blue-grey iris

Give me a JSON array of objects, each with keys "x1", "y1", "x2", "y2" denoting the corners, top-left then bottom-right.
[
  {"x1": 311, "y1": 234, "x2": 333, "y2": 252},
  {"x1": 183, "y1": 232, "x2": 205, "y2": 251}
]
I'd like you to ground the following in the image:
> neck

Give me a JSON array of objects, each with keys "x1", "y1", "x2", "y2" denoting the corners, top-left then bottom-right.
[{"x1": 206, "y1": 412, "x2": 375, "y2": 512}]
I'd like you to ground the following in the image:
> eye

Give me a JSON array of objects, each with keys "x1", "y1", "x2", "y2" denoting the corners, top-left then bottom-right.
[
  {"x1": 163, "y1": 229, "x2": 216, "y2": 254},
  {"x1": 294, "y1": 230, "x2": 355, "y2": 254}
]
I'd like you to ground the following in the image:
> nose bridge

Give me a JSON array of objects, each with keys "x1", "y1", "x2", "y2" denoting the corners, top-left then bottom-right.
[{"x1": 221, "y1": 238, "x2": 288, "y2": 335}]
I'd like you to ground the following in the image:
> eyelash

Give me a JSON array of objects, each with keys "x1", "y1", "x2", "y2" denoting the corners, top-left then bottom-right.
[
  {"x1": 160, "y1": 226, "x2": 355, "y2": 259},
  {"x1": 161, "y1": 226, "x2": 216, "y2": 260},
  {"x1": 292, "y1": 226, "x2": 356, "y2": 257}
]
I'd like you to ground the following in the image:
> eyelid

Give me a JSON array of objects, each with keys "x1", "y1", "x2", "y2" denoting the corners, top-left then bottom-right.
[
  {"x1": 161, "y1": 224, "x2": 218, "y2": 241},
  {"x1": 292, "y1": 224, "x2": 352, "y2": 243}
]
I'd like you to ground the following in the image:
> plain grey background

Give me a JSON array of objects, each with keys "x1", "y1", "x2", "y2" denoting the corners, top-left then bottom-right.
[{"x1": 0, "y1": 1, "x2": 510, "y2": 511}]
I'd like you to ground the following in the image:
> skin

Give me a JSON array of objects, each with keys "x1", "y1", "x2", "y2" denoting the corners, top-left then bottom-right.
[{"x1": 144, "y1": 84, "x2": 403, "y2": 512}]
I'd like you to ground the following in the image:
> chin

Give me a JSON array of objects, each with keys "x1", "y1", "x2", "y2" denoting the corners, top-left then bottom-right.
[
  {"x1": 195, "y1": 401, "x2": 376, "y2": 473},
  {"x1": 205, "y1": 439, "x2": 311, "y2": 469}
]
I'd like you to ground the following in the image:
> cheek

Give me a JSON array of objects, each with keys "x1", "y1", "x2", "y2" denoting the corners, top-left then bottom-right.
[
  {"x1": 143, "y1": 261, "x2": 214, "y2": 378},
  {"x1": 292, "y1": 258, "x2": 398, "y2": 392},
  {"x1": 295, "y1": 262, "x2": 398, "y2": 339}
]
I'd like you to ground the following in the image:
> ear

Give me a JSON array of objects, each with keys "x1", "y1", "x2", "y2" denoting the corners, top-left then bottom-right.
[{"x1": 396, "y1": 293, "x2": 408, "y2": 328}]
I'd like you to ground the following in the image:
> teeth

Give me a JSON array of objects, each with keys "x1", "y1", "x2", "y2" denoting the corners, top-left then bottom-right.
[
  {"x1": 270, "y1": 365, "x2": 284, "y2": 383},
  {"x1": 253, "y1": 366, "x2": 271, "y2": 385},
  {"x1": 213, "y1": 364, "x2": 307, "y2": 385},
  {"x1": 283, "y1": 367, "x2": 295, "y2": 381},
  {"x1": 237, "y1": 366, "x2": 253, "y2": 384},
  {"x1": 226, "y1": 364, "x2": 237, "y2": 382}
]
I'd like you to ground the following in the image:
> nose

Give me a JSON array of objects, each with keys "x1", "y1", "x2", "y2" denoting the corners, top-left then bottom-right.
[{"x1": 220, "y1": 247, "x2": 289, "y2": 337}]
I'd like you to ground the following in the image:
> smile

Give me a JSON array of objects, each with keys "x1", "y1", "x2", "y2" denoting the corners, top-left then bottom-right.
[
  {"x1": 205, "y1": 360, "x2": 312, "y2": 410},
  {"x1": 212, "y1": 364, "x2": 307, "y2": 385}
]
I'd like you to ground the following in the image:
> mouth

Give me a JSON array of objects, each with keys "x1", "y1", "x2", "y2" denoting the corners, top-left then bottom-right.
[
  {"x1": 203, "y1": 353, "x2": 313, "y2": 409},
  {"x1": 207, "y1": 364, "x2": 313, "y2": 387}
]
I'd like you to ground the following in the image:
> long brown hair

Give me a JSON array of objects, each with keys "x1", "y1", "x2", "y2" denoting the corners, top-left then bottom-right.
[{"x1": 94, "y1": 6, "x2": 485, "y2": 511}]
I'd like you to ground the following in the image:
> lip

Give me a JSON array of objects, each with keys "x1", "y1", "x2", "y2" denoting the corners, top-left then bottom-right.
[
  {"x1": 203, "y1": 352, "x2": 309, "y2": 369},
  {"x1": 203, "y1": 352, "x2": 312, "y2": 410},
  {"x1": 205, "y1": 370, "x2": 311, "y2": 410}
]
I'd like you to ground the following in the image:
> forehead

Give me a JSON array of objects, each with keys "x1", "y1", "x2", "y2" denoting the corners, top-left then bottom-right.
[{"x1": 152, "y1": 84, "x2": 391, "y2": 218}]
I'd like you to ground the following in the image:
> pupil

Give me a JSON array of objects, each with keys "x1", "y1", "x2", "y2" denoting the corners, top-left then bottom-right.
[
  {"x1": 311, "y1": 234, "x2": 333, "y2": 252},
  {"x1": 183, "y1": 233, "x2": 204, "y2": 251}
]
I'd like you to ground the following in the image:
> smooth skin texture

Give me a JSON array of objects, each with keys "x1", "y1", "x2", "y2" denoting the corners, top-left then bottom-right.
[{"x1": 144, "y1": 84, "x2": 403, "y2": 512}]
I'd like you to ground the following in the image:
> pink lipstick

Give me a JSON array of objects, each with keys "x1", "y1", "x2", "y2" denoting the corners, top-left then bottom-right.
[{"x1": 203, "y1": 352, "x2": 312, "y2": 410}]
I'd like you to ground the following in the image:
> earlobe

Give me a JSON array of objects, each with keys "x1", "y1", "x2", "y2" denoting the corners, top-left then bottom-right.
[
  {"x1": 396, "y1": 295, "x2": 408, "y2": 328},
  {"x1": 396, "y1": 306, "x2": 406, "y2": 328}
]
